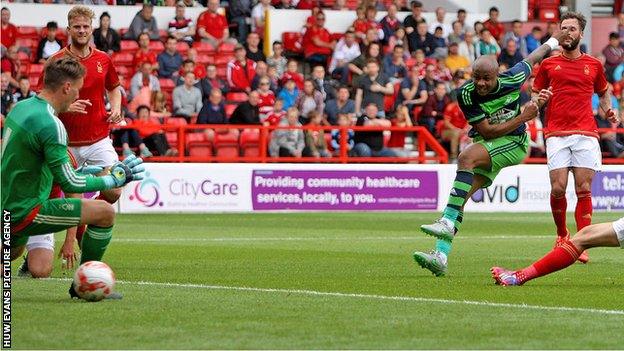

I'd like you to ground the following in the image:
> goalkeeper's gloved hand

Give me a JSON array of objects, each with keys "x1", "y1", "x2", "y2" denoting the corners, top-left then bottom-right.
[{"x1": 104, "y1": 155, "x2": 145, "y2": 188}]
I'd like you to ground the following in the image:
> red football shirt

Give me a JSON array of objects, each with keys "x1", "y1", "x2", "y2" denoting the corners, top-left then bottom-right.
[
  {"x1": 257, "y1": 90, "x2": 275, "y2": 115},
  {"x1": 46, "y1": 47, "x2": 120, "y2": 146},
  {"x1": 196, "y1": 11, "x2": 228, "y2": 40},
  {"x1": 533, "y1": 53, "x2": 608, "y2": 139},
  {"x1": 133, "y1": 49, "x2": 157, "y2": 69},
  {"x1": 303, "y1": 25, "x2": 332, "y2": 57},
  {"x1": 1, "y1": 23, "x2": 17, "y2": 49}
]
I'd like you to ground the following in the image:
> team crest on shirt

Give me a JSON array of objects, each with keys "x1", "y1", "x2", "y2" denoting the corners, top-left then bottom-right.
[
  {"x1": 584, "y1": 65, "x2": 590, "y2": 75},
  {"x1": 97, "y1": 61, "x2": 103, "y2": 73}
]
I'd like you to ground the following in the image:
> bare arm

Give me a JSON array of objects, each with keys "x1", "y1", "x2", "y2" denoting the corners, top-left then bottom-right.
[
  {"x1": 354, "y1": 88, "x2": 363, "y2": 115},
  {"x1": 598, "y1": 88, "x2": 620, "y2": 123},
  {"x1": 473, "y1": 102, "x2": 538, "y2": 140},
  {"x1": 525, "y1": 29, "x2": 568, "y2": 66}
]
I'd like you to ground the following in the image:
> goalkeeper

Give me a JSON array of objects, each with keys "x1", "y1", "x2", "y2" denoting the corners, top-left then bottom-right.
[{"x1": 1, "y1": 57, "x2": 145, "y2": 299}]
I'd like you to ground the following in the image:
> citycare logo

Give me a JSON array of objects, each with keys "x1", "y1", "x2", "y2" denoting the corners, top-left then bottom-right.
[
  {"x1": 129, "y1": 171, "x2": 163, "y2": 207},
  {"x1": 471, "y1": 177, "x2": 520, "y2": 203}
]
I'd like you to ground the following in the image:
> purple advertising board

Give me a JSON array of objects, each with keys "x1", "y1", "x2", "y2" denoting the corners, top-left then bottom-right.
[
  {"x1": 591, "y1": 171, "x2": 624, "y2": 210},
  {"x1": 251, "y1": 170, "x2": 438, "y2": 210}
]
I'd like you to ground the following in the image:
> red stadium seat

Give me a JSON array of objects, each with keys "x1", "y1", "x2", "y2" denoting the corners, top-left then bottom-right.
[
  {"x1": 345, "y1": 0, "x2": 359, "y2": 10},
  {"x1": 226, "y1": 92, "x2": 248, "y2": 103},
  {"x1": 28, "y1": 63, "x2": 44, "y2": 77},
  {"x1": 188, "y1": 142, "x2": 213, "y2": 157},
  {"x1": 218, "y1": 42, "x2": 235, "y2": 53},
  {"x1": 16, "y1": 26, "x2": 39, "y2": 40},
  {"x1": 240, "y1": 128, "x2": 260, "y2": 157},
  {"x1": 165, "y1": 117, "x2": 187, "y2": 148},
  {"x1": 118, "y1": 28, "x2": 129, "y2": 38},
  {"x1": 148, "y1": 41, "x2": 165, "y2": 53},
  {"x1": 176, "y1": 42, "x2": 189, "y2": 56},
  {"x1": 225, "y1": 103, "x2": 237, "y2": 118},
  {"x1": 214, "y1": 129, "x2": 240, "y2": 158},
  {"x1": 120, "y1": 40, "x2": 139, "y2": 53},
  {"x1": 159, "y1": 29, "x2": 168, "y2": 42},
  {"x1": 214, "y1": 54, "x2": 232, "y2": 67},
  {"x1": 112, "y1": 52, "x2": 134, "y2": 67},
  {"x1": 192, "y1": 42, "x2": 215, "y2": 55},
  {"x1": 282, "y1": 32, "x2": 302, "y2": 54},
  {"x1": 216, "y1": 66, "x2": 227, "y2": 79}
]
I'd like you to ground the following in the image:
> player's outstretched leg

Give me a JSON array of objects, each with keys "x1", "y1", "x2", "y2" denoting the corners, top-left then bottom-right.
[{"x1": 491, "y1": 221, "x2": 622, "y2": 286}]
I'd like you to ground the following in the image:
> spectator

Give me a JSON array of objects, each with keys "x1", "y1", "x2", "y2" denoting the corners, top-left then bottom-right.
[
  {"x1": 310, "y1": 65, "x2": 336, "y2": 101},
  {"x1": 1, "y1": 73, "x2": 12, "y2": 118},
  {"x1": 421, "y1": 81, "x2": 450, "y2": 135},
  {"x1": 197, "y1": 88, "x2": 227, "y2": 124},
  {"x1": 229, "y1": 0, "x2": 252, "y2": 43},
  {"x1": 434, "y1": 59, "x2": 452, "y2": 82},
  {"x1": 93, "y1": 12, "x2": 120, "y2": 56},
  {"x1": 227, "y1": 45, "x2": 257, "y2": 92},
  {"x1": 332, "y1": 0, "x2": 348, "y2": 11},
  {"x1": 267, "y1": 41, "x2": 287, "y2": 78},
  {"x1": 230, "y1": 90, "x2": 261, "y2": 124},
  {"x1": 176, "y1": 59, "x2": 196, "y2": 86},
  {"x1": 397, "y1": 64, "x2": 428, "y2": 116},
  {"x1": 364, "y1": 6, "x2": 384, "y2": 41},
  {"x1": 1, "y1": 46, "x2": 20, "y2": 88},
  {"x1": 129, "y1": 62, "x2": 161, "y2": 101},
  {"x1": 349, "y1": 42, "x2": 381, "y2": 84},
  {"x1": 281, "y1": 59, "x2": 305, "y2": 90},
  {"x1": 503, "y1": 20, "x2": 528, "y2": 57},
  {"x1": 264, "y1": 99, "x2": 286, "y2": 126},
  {"x1": 277, "y1": 78, "x2": 299, "y2": 109},
  {"x1": 251, "y1": 61, "x2": 273, "y2": 91},
  {"x1": 352, "y1": 7, "x2": 368, "y2": 40},
  {"x1": 267, "y1": 65, "x2": 280, "y2": 92},
  {"x1": 473, "y1": 21, "x2": 484, "y2": 36},
  {"x1": 329, "y1": 31, "x2": 361, "y2": 83},
  {"x1": 360, "y1": 27, "x2": 381, "y2": 52},
  {"x1": 355, "y1": 58, "x2": 394, "y2": 116},
  {"x1": 1, "y1": 7, "x2": 16, "y2": 50},
  {"x1": 296, "y1": 79, "x2": 324, "y2": 124},
  {"x1": 256, "y1": 76, "x2": 276, "y2": 119},
  {"x1": 330, "y1": 114, "x2": 355, "y2": 155},
  {"x1": 382, "y1": 45, "x2": 407, "y2": 82},
  {"x1": 324, "y1": 86, "x2": 355, "y2": 125},
  {"x1": 246, "y1": 32, "x2": 266, "y2": 62},
  {"x1": 269, "y1": 107, "x2": 304, "y2": 158},
  {"x1": 498, "y1": 39, "x2": 523, "y2": 68},
  {"x1": 352, "y1": 103, "x2": 396, "y2": 157},
  {"x1": 478, "y1": 28, "x2": 500, "y2": 56},
  {"x1": 483, "y1": 6, "x2": 504, "y2": 42},
  {"x1": 150, "y1": 90, "x2": 172, "y2": 121},
  {"x1": 458, "y1": 30, "x2": 479, "y2": 64},
  {"x1": 445, "y1": 42, "x2": 469, "y2": 73},
  {"x1": 276, "y1": 0, "x2": 294, "y2": 9},
  {"x1": 197, "y1": 0, "x2": 237, "y2": 48},
  {"x1": 169, "y1": 1, "x2": 196, "y2": 46},
  {"x1": 447, "y1": 20, "x2": 464, "y2": 45},
  {"x1": 199, "y1": 64, "x2": 228, "y2": 99},
  {"x1": 403, "y1": 1, "x2": 424, "y2": 36},
  {"x1": 456, "y1": 8, "x2": 471, "y2": 33},
  {"x1": 303, "y1": 110, "x2": 331, "y2": 158},
  {"x1": 421, "y1": 63, "x2": 440, "y2": 94},
  {"x1": 186, "y1": 49, "x2": 207, "y2": 79},
  {"x1": 158, "y1": 36, "x2": 184, "y2": 80},
  {"x1": 408, "y1": 21, "x2": 436, "y2": 57},
  {"x1": 37, "y1": 22, "x2": 63, "y2": 64},
  {"x1": 302, "y1": 12, "x2": 335, "y2": 68},
  {"x1": 364, "y1": 0, "x2": 386, "y2": 11},
  {"x1": 429, "y1": 7, "x2": 451, "y2": 38},
  {"x1": 133, "y1": 33, "x2": 158, "y2": 71},
  {"x1": 381, "y1": 4, "x2": 401, "y2": 44},
  {"x1": 387, "y1": 105, "x2": 412, "y2": 157},
  {"x1": 304, "y1": 6, "x2": 323, "y2": 32},
  {"x1": 603, "y1": 32, "x2": 623, "y2": 83},
  {"x1": 251, "y1": 0, "x2": 274, "y2": 38},
  {"x1": 525, "y1": 26, "x2": 543, "y2": 54},
  {"x1": 125, "y1": 3, "x2": 159, "y2": 41},
  {"x1": 127, "y1": 105, "x2": 177, "y2": 157},
  {"x1": 439, "y1": 97, "x2": 468, "y2": 160},
  {"x1": 173, "y1": 71, "x2": 202, "y2": 120},
  {"x1": 431, "y1": 26, "x2": 447, "y2": 56},
  {"x1": 12, "y1": 76, "x2": 35, "y2": 103},
  {"x1": 540, "y1": 22, "x2": 558, "y2": 44}
]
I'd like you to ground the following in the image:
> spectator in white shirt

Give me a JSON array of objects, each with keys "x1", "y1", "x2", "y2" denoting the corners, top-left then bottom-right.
[
  {"x1": 428, "y1": 7, "x2": 452, "y2": 38},
  {"x1": 251, "y1": 0, "x2": 274, "y2": 39},
  {"x1": 329, "y1": 31, "x2": 361, "y2": 83}
]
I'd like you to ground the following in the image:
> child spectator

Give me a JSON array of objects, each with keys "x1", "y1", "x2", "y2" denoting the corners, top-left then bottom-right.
[
  {"x1": 150, "y1": 91, "x2": 172, "y2": 122},
  {"x1": 331, "y1": 114, "x2": 355, "y2": 156},
  {"x1": 256, "y1": 77, "x2": 276, "y2": 119},
  {"x1": 264, "y1": 99, "x2": 286, "y2": 126},
  {"x1": 387, "y1": 105, "x2": 412, "y2": 157},
  {"x1": 267, "y1": 41, "x2": 288, "y2": 78},
  {"x1": 37, "y1": 22, "x2": 63, "y2": 64},
  {"x1": 126, "y1": 105, "x2": 178, "y2": 157},
  {"x1": 269, "y1": 107, "x2": 304, "y2": 157},
  {"x1": 281, "y1": 59, "x2": 305, "y2": 90},
  {"x1": 352, "y1": 7, "x2": 368, "y2": 40},
  {"x1": 296, "y1": 79, "x2": 324, "y2": 124},
  {"x1": 303, "y1": 110, "x2": 331, "y2": 158},
  {"x1": 277, "y1": 78, "x2": 299, "y2": 109}
]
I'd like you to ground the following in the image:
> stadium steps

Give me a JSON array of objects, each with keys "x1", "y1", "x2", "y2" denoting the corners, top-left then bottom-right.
[{"x1": 591, "y1": 0, "x2": 615, "y2": 16}]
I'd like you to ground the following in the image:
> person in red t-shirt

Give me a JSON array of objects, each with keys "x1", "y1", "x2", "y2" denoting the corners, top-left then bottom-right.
[
  {"x1": 196, "y1": 0, "x2": 237, "y2": 48},
  {"x1": 133, "y1": 32, "x2": 158, "y2": 71},
  {"x1": 1, "y1": 7, "x2": 17, "y2": 50},
  {"x1": 438, "y1": 100, "x2": 468, "y2": 160},
  {"x1": 483, "y1": 7, "x2": 505, "y2": 42},
  {"x1": 44, "y1": 6, "x2": 123, "y2": 205},
  {"x1": 533, "y1": 12, "x2": 619, "y2": 264},
  {"x1": 281, "y1": 59, "x2": 305, "y2": 90},
  {"x1": 256, "y1": 76, "x2": 276, "y2": 119},
  {"x1": 352, "y1": 7, "x2": 368, "y2": 40},
  {"x1": 302, "y1": 13, "x2": 335, "y2": 68},
  {"x1": 227, "y1": 45, "x2": 257, "y2": 92}
]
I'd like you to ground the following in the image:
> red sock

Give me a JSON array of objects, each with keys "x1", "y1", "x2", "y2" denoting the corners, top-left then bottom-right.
[
  {"x1": 550, "y1": 194, "x2": 568, "y2": 237},
  {"x1": 76, "y1": 225, "x2": 86, "y2": 247},
  {"x1": 575, "y1": 191, "x2": 592, "y2": 232},
  {"x1": 516, "y1": 240, "x2": 581, "y2": 284}
]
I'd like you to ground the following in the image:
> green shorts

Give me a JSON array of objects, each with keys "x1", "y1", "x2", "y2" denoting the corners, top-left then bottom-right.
[
  {"x1": 11, "y1": 198, "x2": 82, "y2": 248},
  {"x1": 473, "y1": 133, "x2": 529, "y2": 188}
]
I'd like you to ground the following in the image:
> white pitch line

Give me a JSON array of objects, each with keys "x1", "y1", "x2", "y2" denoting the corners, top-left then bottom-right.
[
  {"x1": 45, "y1": 278, "x2": 624, "y2": 316},
  {"x1": 111, "y1": 235, "x2": 553, "y2": 243}
]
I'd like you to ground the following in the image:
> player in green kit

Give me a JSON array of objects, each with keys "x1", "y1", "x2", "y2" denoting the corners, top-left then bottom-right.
[
  {"x1": 412, "y1": 29, "x2": 570, "y2": 277},
  {"x1": 1, "y1": 57, "x2": 145, "y2": 299}
]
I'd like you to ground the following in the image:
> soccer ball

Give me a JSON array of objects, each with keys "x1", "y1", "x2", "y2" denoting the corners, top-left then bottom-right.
[{"x1": 72, "y1": 261, "x2": 116, "y2": 302}]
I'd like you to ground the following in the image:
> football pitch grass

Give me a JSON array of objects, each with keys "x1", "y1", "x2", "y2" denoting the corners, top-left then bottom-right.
[{"x1": 11, "y1": 212, "x2": 624, "y2": 349}]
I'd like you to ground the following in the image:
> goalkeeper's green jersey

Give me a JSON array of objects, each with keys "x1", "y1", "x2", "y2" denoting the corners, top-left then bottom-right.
[{"x1": 1, "y1": 96, "x2": 109, "y2": 223}]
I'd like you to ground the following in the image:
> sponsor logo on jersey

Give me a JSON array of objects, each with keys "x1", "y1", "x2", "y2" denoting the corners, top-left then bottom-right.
[{"x1": 489, "y1": 108, "x2": 516, "y2": 124}]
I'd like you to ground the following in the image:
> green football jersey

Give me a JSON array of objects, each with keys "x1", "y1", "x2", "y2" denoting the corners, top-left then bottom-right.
[
  {"x1": 456, "y1": 60, "x2": 532, "y2": 138},
  {"x1": 1, "y1": 96, "x2": 109, "y2": 223}
]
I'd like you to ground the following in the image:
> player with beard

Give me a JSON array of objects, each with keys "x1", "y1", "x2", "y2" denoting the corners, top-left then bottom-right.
[
  {"x1": 21, "y1": 6, "x2": 123, "y2": 279},
  {"x1": 532, "y1": 12, "x2": 618, "y2": 264}
]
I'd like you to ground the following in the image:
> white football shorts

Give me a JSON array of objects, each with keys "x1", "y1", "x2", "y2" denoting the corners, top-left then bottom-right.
[
  {"x1": 612, "y1": 217, "x2": 624, "y2": 249},
  {"x1": 26, "y1": 234, "x2": 55, "y2": 251},
  {"x1": 546, "y1": 135, "x2": 602, "y2": 171},
  {"x1": 70, "y1": 137, "x2": 119, "y2": 168}
]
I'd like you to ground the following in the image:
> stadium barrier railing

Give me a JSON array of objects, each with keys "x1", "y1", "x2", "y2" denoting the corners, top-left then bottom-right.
[{"x1": 112, "y1": 123, "x2": 450, "y2": 164}]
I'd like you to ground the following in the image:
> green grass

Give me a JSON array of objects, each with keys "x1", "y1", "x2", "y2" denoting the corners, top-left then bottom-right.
[{"x1": 11, "y1": 212, "x2": 624, "y2": 349}]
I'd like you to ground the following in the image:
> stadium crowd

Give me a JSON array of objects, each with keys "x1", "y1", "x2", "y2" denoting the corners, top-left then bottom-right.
[{"x1": 1, "y1": 0, "x2": 623, "y2": 161}]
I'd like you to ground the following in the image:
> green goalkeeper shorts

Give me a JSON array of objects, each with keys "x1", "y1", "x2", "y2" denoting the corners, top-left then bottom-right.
[
  {"x1": 472, "y1": 133, "x2": 529, "y2": 188},
  {"x1": 10, "y1": 198, "x2": 82, "y2": 248}
]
